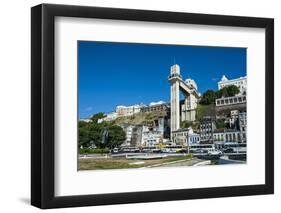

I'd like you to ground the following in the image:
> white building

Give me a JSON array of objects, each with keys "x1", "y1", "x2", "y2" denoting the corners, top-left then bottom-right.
[
  {"x1": 140, "y1": 102, "x2": 169, "y2": 113},
  {"x1": 97, "y1": 112, "x2": 119, "y2": 123},
  {"x1": 171, "y1": 127, "x2": 200, "y2": 145},
  {"x1": 171, "y1": 128, "x2": 190, "y2": 145},
  {"x1": 200, "y1": 116, "x2": 216, "y2": 142},
  {"x1": 141, "y1": 126, "x2": 163, "y2": 147},
  {"x1": 218, "y1": 75, "x2": 247, "y2": 95},
  {"x1": 186, "y1": 127, "x2": 200, "y2": 145},
  {"x1": 116, "y1": 104, "x2": 144, "y2": 116},
  {"x1": 120, "y1": 125, "x2": 134, "y2": 146},
  {"x1": 106, "y1": 112, "x2": 119, "y2": 120},
  {"x1": 149, "y1": 101, "x2": 166, "y2": 106},
  {"x1": 79, "y1": 118, "x2": 92, "y2": 123}
]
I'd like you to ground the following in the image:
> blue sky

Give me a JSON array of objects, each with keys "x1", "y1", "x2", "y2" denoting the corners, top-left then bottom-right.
[{"x1": 78, "y1": 41, "x2": 246, "y2": 118}]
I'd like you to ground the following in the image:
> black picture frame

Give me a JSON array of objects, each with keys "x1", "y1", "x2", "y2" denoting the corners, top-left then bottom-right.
[{"x1": 31, "y1": 3, "x2": 274, "y2": 209}]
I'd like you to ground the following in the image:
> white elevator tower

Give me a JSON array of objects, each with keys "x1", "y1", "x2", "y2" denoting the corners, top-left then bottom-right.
[
  {"x1": 168, "y1": 64, "x2": 200, "y2": 139},
  {"x1": 169, "y1": 64, "x2": 181, "y2": 133}
]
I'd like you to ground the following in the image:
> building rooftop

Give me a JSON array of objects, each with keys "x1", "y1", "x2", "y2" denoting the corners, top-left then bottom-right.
[{"x1": 218, "y1": 75, "x2": 247, "y2": 83}]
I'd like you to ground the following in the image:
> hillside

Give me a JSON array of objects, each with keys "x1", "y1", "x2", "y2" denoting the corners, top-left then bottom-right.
[
  {"x1": 196, "y1": 103, "x2": 216, "y2": 120},
  {"x1": 110, "y1": 111, "x2": 167, "y2": 126}
]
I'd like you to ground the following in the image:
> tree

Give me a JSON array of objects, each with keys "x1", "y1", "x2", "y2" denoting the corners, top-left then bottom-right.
[
  {"x1": 79, "y1": 113, "x2": 107, "y2": 148},
  {"x1": 88, "y1": 123, "x2": 104, "y2": 147},
  {"x1": 78, "y1": 112, "x2": 126, "y2": 149},
  {"x1": 200, "y1": 85, "x2": 240, "y2": 105},
  {"x1": 107, "y1": 125, "x2": 126, "y2": 148},
  {"x1": 226, "y1": 85, "x2": 240, "y2": 97},
  {"x1": 216, "y1": 119, "x2": 226, "y2": 129},
  {"x1": 78, "y1": 125, "x2": 90, "y2": 148},
  {"x1": 199, "y1": 90, "x2": 217, "y2": 105},
  {"x1": 78, "y1": 121, "x2": 92, "y2": 148},
  {"x1": 90, "y1": 112, "x2": 106, "y2": 123},
  {"x1": 216, "y1": 85, "x2": 240, "y2": 98}
]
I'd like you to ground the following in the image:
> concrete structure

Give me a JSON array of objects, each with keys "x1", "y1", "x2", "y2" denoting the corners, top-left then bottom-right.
[
  {"x1": 238, "y1": 112, "x2": 247, "y2": 143},
  {"x1": 216, "y1": 95, "x2": 246, "y2": 107},
  {"x1": 239, "y1": 112, "x2": 247, "y2": 132},
  {"x1": 153, "y1": 117, "x2": 165, "y2": 134},
  {"x1": 228, "y1": 110, "x2": 239, "y2": 129},
  {"x1": 181, "y1": 91, "x2": 198, "y2": 121},
  {"x1": 218, "y1": 75, "x2": 247, "y2": 95},
  {"x1": 131, "y1": 126, "x2": 143, "y2": 147},
  {"x1": 168, "y1": 64, "x2": 200, "y2": 136},
  {"x1": 227, "y1": 110, "x2": 247, "y2": 131}
]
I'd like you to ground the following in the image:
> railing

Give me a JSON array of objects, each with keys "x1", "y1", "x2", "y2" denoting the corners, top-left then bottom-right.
[{"x1": 216, "y1": 95, "x2": 246, "y2": 107}]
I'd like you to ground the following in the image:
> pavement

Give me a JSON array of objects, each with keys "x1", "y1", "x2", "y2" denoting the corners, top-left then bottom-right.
[{"x1": 146, "y1": 158, "x2": 207, "y2": 168}]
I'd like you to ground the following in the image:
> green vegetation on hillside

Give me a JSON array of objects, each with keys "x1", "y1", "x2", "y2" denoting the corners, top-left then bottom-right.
[
  {"x1": 79, "y1": 111, "x2": 167, "y2": 151},
  {"x1": 217, "y1": 85, "x2": 240, "y2": 98},
  {"x1": 199, "y1": 90, "x2": 217, "y2": 105},
  {"x1": 196, "y1": 103, "x2": 216, "y2": 120},
  {"x1": 79, "y1": 113, "x2": 126, "y2": 150},
  {"x1": 199, "y1": 85, "x2": 240, "y2": 105},
  {"x1": 215, "y1": 119, "x2": 227, "y2": 130}
]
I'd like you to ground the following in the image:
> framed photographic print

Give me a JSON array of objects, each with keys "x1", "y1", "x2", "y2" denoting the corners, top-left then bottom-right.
[{"x1": 31, "y1": 4, "x2": 274, "y2": 209}]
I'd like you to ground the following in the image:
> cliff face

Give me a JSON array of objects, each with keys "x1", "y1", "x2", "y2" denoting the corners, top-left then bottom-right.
[
  {"x1": 111, "y1": 111, "x2": 168, "y2": 126},
  {"x1": 215, "y1": 103, "x2": 246, "y2": 117}
]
